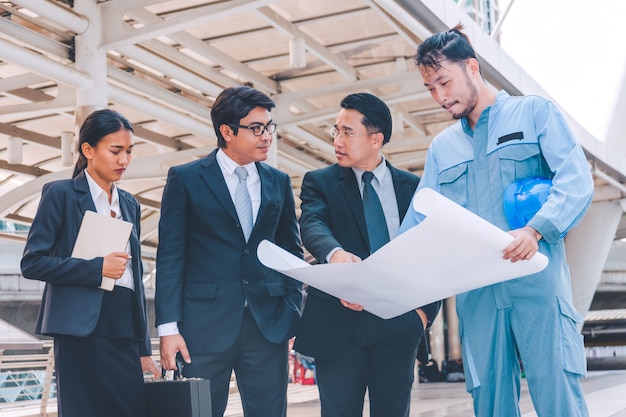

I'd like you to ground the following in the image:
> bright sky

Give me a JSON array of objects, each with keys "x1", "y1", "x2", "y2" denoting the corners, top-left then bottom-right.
[{"x1": 498, "y1": 0, "x2": 626, "y2": 141}]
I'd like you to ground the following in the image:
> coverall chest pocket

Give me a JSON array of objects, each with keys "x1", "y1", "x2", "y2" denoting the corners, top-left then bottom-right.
[
  {"x1": 438, "y1": 163, "x2": 469, "y2": 207},
  {"x1": 496, "y1": 143, "x2": 551, "y2": 185}
]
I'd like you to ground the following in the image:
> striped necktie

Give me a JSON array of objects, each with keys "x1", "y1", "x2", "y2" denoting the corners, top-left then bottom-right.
[{"x1": 234, "y1": 166, "x2": 253, "y2": 241}]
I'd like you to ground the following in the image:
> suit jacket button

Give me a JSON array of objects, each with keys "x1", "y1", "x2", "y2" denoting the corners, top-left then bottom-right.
[
  {"x1": 243, "y1": 279, "x2": 249, "y2": 285},
  {"x1": 244, "y1": 248, "x2": 250, "y2": 255}
]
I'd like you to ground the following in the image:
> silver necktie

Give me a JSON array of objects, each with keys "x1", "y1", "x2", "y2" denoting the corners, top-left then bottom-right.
[{"x1": 234, "y1": 166, "x2": 253, "y2": 241}]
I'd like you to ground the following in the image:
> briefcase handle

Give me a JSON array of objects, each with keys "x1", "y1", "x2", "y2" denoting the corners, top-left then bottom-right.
[{"x1": 162, "y1": 359, "x2": 184, "y2": 380}]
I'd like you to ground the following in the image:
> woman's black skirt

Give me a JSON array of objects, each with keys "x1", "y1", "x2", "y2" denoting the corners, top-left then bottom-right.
[{"x1": 53, "y1": 286, "x2": 146, "y2": 417}]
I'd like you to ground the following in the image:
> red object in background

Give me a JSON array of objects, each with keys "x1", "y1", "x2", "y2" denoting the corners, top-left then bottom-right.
[{"x1": 289, "y1": 339, "x2": 316, "y2": 385}]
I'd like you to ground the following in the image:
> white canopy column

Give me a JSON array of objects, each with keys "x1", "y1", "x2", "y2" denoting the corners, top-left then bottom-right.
[
  {"x1": 73, "y1": 0, "x2": 107, "y2": 127},
  {"x1": 566, "y1": 200, "x2": 625, "y2": 320}
]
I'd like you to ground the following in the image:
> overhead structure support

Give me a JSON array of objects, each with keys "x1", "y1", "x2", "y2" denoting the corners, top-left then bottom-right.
[
  {"x1": 100, "y1": 0, "x2": 274, "y2": 50},
  {"x1": 11, "y1": 0, "x2": 89, "y2": 35},
  {"x1": 126, "y1": 8, "x2": 278, "y2": 94},
  {"x1": 0, "y1": 170, "x2": 72, "y2": 218},
  {"x1": 109, "y1": 86, "x2": 214, "y2": 139},
  {"x1": 0, "y1": 38, "x2": 92, "y2": 90},
  {"x1": 257, "y1": 6, "x2": 358, "y2": 81}
]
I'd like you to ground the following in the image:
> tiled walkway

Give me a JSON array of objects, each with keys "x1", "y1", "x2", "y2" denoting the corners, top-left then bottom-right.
[
  {"x1": 225, "y1": 370, "x2": 626, "y2": 417},
  {"x1": 1, "y1": 370, "x2": 622, "y2": 416}
]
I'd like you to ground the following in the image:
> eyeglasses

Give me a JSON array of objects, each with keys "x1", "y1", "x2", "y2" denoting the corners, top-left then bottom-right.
[
  {"x1": 229, "y1": 122, "x2": 277, "y2": 136},
  {"x1": 330, "y1": 127, "x2": 379, "y2": 140}
]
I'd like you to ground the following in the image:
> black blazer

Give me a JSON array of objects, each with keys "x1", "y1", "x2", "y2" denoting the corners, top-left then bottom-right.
[
  {"x1": 154, "y1": 149, "x2": 303, "y2": 354},
  {"x1": 294, "y1": 161, "x2": 441, "y2": 361},
  {"x1": 21, "y1": 171, "x2": 151, "y2": 356}
]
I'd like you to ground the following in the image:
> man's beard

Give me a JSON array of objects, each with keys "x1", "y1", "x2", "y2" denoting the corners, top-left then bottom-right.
[{"x1": 451, "y1": 73, "x2": 478, "y2": 120}]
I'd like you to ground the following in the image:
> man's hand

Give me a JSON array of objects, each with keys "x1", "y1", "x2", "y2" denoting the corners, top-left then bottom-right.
[
  {"x1": 141, "y1": 356, "x2": 160, "y2": 379},
  {"x1": 330, "y1": 250, "x2": 364, "y2": 311},
  {"x1": 503, "y1": 225, "x2": 542, "y2": 263},
  {"x1": 416, "y1": 308, "x2": 428, "y2": 329},
  {"x1": 340, "y1": 299, "x2": 364, "y2": 311},
  {"x1": 159, "y1": 334, "x2": 191, "y2": 370},
  {"x1": 329, "y1": 249, "x2": 361, "y2": 264}
]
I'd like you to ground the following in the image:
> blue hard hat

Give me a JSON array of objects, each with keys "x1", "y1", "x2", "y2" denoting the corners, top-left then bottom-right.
[{"x1": 503, "y1": 177, "x2": 552, "y2": 229}]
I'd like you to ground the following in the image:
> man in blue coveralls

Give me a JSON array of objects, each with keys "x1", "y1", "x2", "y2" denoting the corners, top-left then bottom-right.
[{"x1": 400, "y1": 24, "x2": 593, "y2": 416}]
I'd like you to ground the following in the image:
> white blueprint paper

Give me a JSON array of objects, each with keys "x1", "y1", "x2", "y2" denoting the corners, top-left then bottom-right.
[{"x1": 258, "y1": 187, "x2": 549, "y2": 319}]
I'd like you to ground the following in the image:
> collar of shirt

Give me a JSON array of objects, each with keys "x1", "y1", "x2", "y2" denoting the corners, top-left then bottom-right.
[
  {"x1": 461, "y1": 90, "x2": 509, "y2": 137},
  {"x1": 84, "y1": 169, "x2": 121, "y2": 218},
  {"x1": 352, "y1": 155, "x2": 388, "y2": 191},
  {"x1": 216, "y1": 148, "x2": 259, "y2": 180}
]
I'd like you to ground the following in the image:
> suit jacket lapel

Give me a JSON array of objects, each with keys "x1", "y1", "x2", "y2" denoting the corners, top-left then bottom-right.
[
  {"x1": 73, "y1": 171, "x2": 97, "y2": 215},
  {"x1": 118, "y1": 190, "x2": 132, "y2": 223},
  {"x1": 338, "y1": 166, "x2": 369, "y2": 245},
  {"x1": 388, "y1": 162, "x2": 413, "y2": 219},
  {"x1": 118, "y1": 191, "x2": 142, "y2": 288},
  {"x1": 198, "y1": 149, "x2": 240, "y2": 225},
  {"x1": 255, "y1": 162, "x2": 274, "y2": 234}
]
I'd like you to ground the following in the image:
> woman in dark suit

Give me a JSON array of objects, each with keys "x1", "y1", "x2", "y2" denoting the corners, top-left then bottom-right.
[{"x1": 21, "y1": 109, "x2": 159, "y2": 417}]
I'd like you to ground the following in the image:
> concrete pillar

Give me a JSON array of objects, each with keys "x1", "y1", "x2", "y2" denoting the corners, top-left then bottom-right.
[
  {"x1": 566, "y1": 200, "x2": 624, "y2": 320},
  {"x1": 61, "y1": 132, "x2": 74, "y2": 166},
  {"x1": 73, "y1": 0, "x2": 107, "y2": 128},
  {"x1": 7, "y1": 137, "x2": 23, "y2": 165}
]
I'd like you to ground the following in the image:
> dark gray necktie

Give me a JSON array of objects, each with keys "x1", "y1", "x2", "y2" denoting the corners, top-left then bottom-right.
[
  {"x1": 234, "y1": 166, "x2": 253, "y2": 241},
  {"x1": 362, "y1": 171, "x2": 389, "y2": 253}
]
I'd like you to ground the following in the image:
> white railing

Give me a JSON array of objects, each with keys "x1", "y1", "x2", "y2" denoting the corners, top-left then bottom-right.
[
  {"x1": 0, "y1": 341, "x2": 56, "y2": 416},
  {"x1": 0, "y1": 339, "x2": 165, "y2": 417}
]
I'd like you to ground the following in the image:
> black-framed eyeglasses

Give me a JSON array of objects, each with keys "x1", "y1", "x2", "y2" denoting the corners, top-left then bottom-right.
[
  {"x1": 330, "y1": 127, "x2": 379, "y2": 140},
  {"x1": 229, "y1": 122, "x2": 277, "y2": 136}
]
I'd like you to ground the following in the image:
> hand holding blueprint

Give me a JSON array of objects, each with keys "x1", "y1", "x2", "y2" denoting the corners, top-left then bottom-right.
[{"x1": 258, "y1": 187, "x2": 548, "y2": 319}]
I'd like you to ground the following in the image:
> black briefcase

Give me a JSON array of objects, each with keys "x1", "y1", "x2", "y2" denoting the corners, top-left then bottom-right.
[{"x1": 145, "y1": 374, "x2": 212, "y2": 417}]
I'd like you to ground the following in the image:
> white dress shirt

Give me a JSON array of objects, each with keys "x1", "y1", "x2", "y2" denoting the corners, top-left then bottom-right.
[{"x1": 84, "y1": 170, "x2": 134, "y2": 290}]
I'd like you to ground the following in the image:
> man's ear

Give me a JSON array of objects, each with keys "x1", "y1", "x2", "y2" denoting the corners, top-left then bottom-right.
[
  {"x1": 372, "y1": 131, "x2": 384, "y2": 149},
  {"x1": 467, "y1": 58, "x2": 480, "y2": 76},
  {"x1": 219, "y1": 124, "x2": 234, "y2": 144}
]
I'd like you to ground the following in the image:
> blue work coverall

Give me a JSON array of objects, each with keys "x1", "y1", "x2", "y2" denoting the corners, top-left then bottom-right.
[{"x1": 401, "y1": 91, "x2": 593, "y2": 417}]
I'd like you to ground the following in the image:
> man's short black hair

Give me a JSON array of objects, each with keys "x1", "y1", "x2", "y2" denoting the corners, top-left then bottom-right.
[
  {"x1": 211, "y1": 86, "x2": 275, "y2": 148},
  {"x1": 340, "y1": 93, "x2": 392, "y2": 145}
]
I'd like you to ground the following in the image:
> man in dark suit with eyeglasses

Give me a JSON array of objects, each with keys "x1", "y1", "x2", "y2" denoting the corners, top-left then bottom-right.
[
  {"x1": 155, "y1": 86, "x2": 303, "y2": 417},
  {"x1": 294, "y1": 92, "x2": 441, "y2": 417}
]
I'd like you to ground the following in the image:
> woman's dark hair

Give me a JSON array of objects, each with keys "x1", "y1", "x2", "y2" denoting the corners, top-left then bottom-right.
[
  {"x1": 340, "y1": 92, "x2": 392, "y2": 145},
  {"x1": 211, "y1": 86, "x2": 275, "y2": 149},
  {"x1": 415, "y1": 23, "x2": 477, "y2": 72},
  {"x1": 72, "y1": 109, "x2": 134, "y2": 178}
]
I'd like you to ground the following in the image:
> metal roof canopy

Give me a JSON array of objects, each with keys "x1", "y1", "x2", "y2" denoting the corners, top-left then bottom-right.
[{"x1": 0, "y1": 0, "x2": 624, "y2": 257}]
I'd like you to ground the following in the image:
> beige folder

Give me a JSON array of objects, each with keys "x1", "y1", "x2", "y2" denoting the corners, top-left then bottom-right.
[{"x1": 71, "y1": 210, "x2": 133, "y2": 291}]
